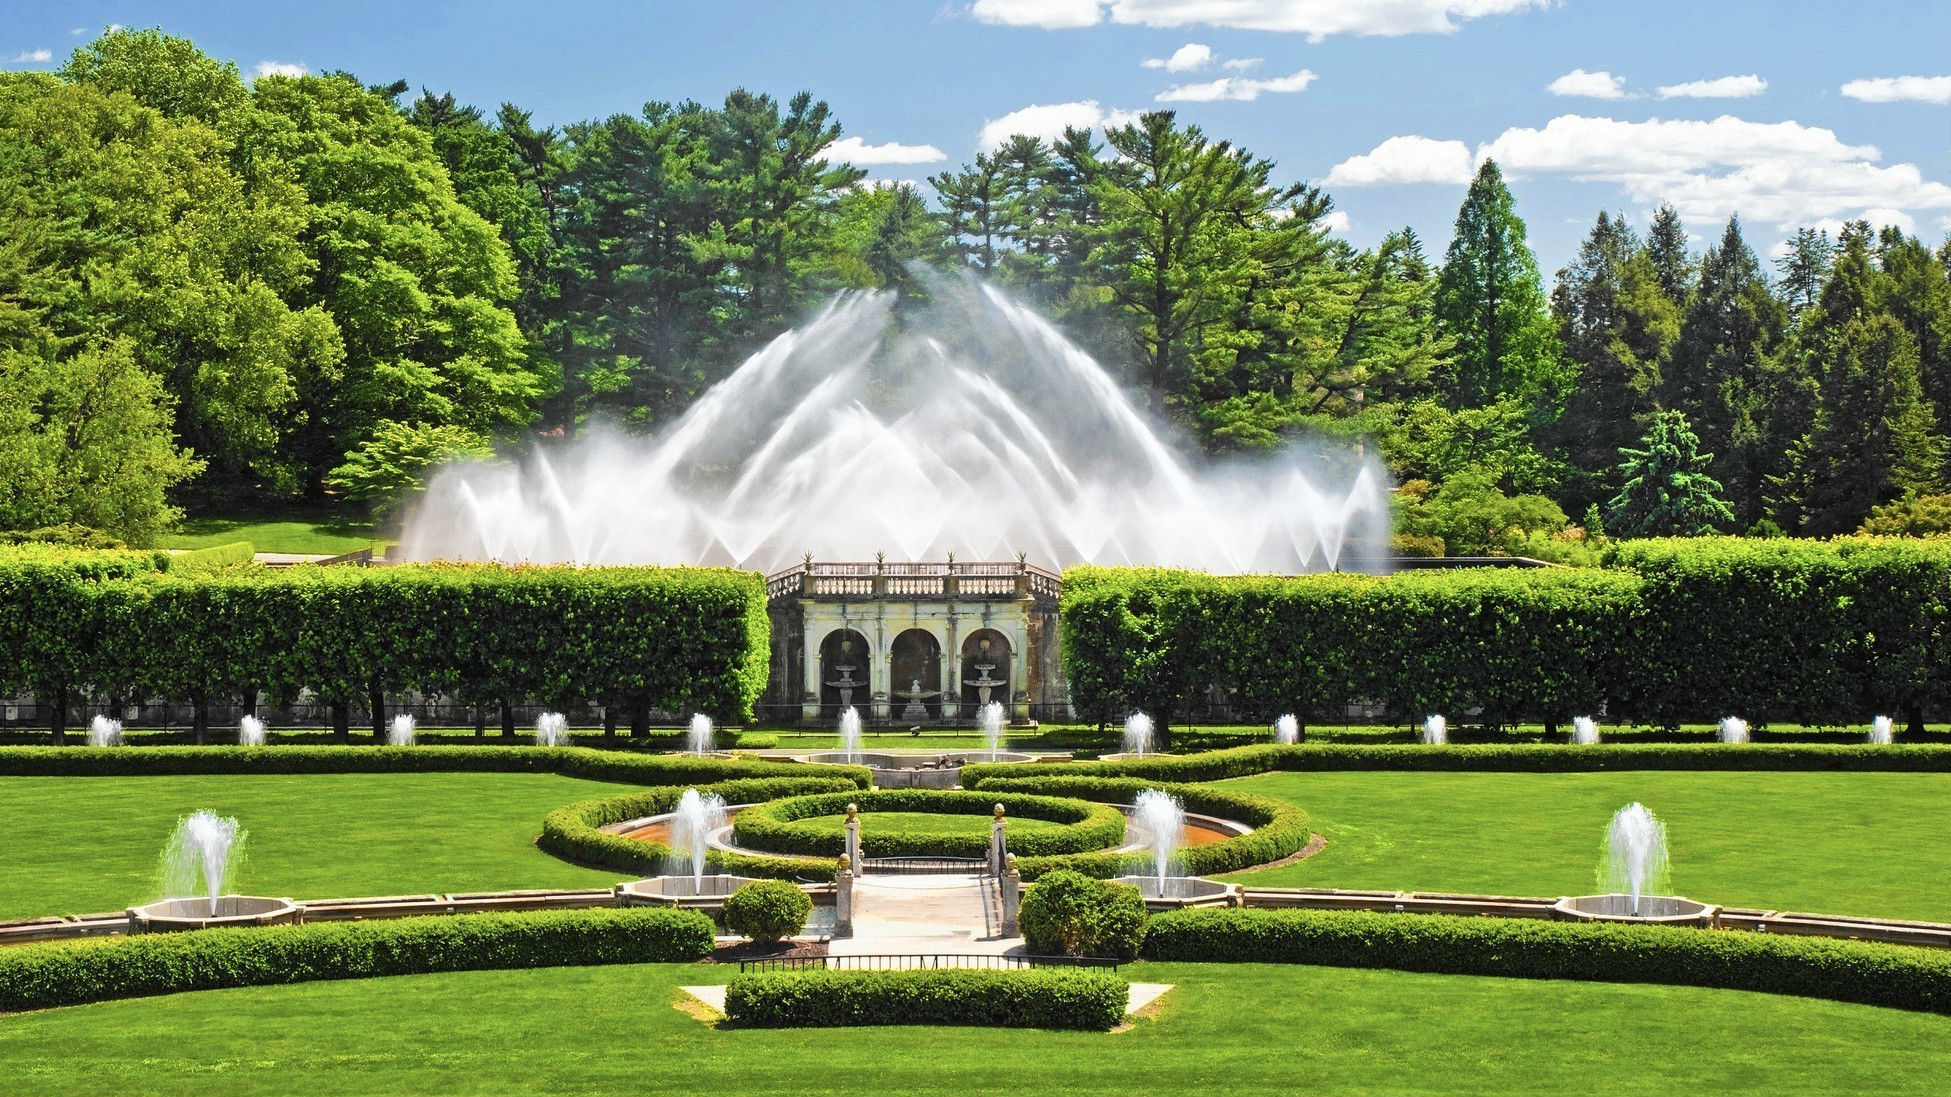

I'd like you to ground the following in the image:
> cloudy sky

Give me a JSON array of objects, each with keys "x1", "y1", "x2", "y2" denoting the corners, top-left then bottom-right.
[{"x1": 11, "y1": 1, "x2": 1950, "y2": 272}]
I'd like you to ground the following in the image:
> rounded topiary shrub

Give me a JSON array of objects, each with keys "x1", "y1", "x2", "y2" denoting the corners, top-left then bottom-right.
[
  {"x1": 1020, "y1": 870, "x2": 1147, "y2": 960},
  {"x1": 724, "y1": 879, "x2": 812, "y2": 944}
]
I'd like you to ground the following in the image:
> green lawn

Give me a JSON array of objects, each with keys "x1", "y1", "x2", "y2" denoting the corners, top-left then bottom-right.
[
  {"x1": 0, "y1": 962, "x2": 1943, "y2": 1096},
  {"x1": 0, "y1": 773, "x2": 642, "y2": 920},
  {"x1": 1223, "y1": 770, "x2": 1951, "y2": 922},
  {"x1": 157, "y1": 513, "x2": 381, "y2": 555},
  {"x1": 784, "y1": 811, "x2": 1070, "y2": 841}
]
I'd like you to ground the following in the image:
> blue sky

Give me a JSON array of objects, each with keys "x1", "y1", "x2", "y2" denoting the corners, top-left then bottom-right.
[{"x1": 8, "y1": 1, "x2": 1950, "y2": 273}]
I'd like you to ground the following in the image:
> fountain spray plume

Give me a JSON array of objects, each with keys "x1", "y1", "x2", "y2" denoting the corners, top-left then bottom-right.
[
  {"x1": 238, "y1": 714, "x2": 266, "y2": 747},
  {"x1": 394, "y1": 274, "x2": 1392, "y2": 574},
  {"x1": 1134, "y1": 789, "x2": 1186, "y2": 897},
  {"x1": 687, "y1": 713, "x2": 715, "y2": 755},
  {"x1": 978, "y1": 702, "x2": 1006, "y2": 762},
  {"x1": 1869, "y1": 715, "x2": 1894, "y2": 745},
  {"x1": 836, "y1": 706, "x2": 863, "y2": 764},
  {"x1": 1123, "y1": 712, "x2": 1155, "y2": 758},
  {"x1": 88, "y1": 714, "x2": 123, "y2": 747},
  {"x1": 161, "y1": 810, "x2": 244, "y2": 917},
  {"x1": 671, "y1": 788, "x2": 728, "y2": 893},
  {"x1": 388, "y1": 714, "x2": 416, "y2": 746},
  {"x1": 535, "y1": 712, "x2": 569, "y2": 747},
  {"x1": 1420, "y1": 715, "x2": 1447, "y2": 745},
  {"x1": 1272, "y1": 714, "x2": 1299, "y2": 745},
  {"x1": 1601, "y1": 802, "x2": 1670, "y2": 917},
  {"x1": 1571, "y1": 716, "x2": 1600, "y2": 745},
  {"x1": 1717, "y1": 716, "x2": 1749, "y2": 744}
]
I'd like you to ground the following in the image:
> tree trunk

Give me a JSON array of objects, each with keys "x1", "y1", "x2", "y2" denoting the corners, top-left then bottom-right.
[
  {"x1": 474, "y1": 706, "x2": 487, "y2": 739},
  {"x1": 49, "y1": 684, "x2": 68, "y2": 745},
  {"x1": 369, "y1": 685, "x2": 386, "y2": 740},
  {"x1": 192, "y1": 694, "x2": 209, "y2": 746},
  {"x1": 499, "y1": 698, "x2": 515, "y2": 739},
  {"x1": 630, "y1": 705, "x2": 649, "y2": 739},
  {"x1": 603, "y1": 707, "x2": 617, "y2": 739},
  {"x1": 1907, "y1": 704, "x2": 1926, "y2": 738},
  {"x1": 1544, "y1": 719, "x2": 1560, "y2": 741},
  {"x1": 331, "y1": 699, "x2": 350, "y2": 740}
]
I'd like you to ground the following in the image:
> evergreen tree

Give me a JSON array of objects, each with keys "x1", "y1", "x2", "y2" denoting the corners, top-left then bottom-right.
[
  {"x1": 1774, "y1": 227, "x2": 1833, "y2": 318},
  {"x1": 1433, "y1": 159, "x2": 1562, "y2": 407},
  {"x1": 1606, "y1": 410, "x2": 1734, "y2": 536},
  {"x1": 929, "y1": 152, "x2": 1009, "y2": 273},
  {"x1": 1876, "y1": 230, "x2": 1951, "y2": 464},
  {"x1": 1643, "y1": 203, "x2": 1694, "y2": 304}
]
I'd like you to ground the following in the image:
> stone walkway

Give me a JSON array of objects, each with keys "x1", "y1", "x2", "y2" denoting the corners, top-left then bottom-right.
[{"x1": 830, "y1": 872, "x2": 1021, "y2": 957}]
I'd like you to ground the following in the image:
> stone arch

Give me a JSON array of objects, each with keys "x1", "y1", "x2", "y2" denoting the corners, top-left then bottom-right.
[
  {"x1": 888, "y1": 628, "x2": 943, "y2": 720},
  {"x1": 819, "y1": 628, "x2": 872, "y2": 719},
  {"x1": 959, "y1": 628, "x2": 1013, "y2": 712}
]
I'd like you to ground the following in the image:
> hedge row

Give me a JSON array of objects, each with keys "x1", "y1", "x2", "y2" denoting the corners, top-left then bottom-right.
[
  {"x1": 1062, "y1": 538, "x2": 1951, "y2": 728},
  {"x1": 0, "y1": 908, "x2": 715, "y2": 1013},
  {"x1": 962, "y1": 743, "x2": 1951, "y2": 785},
  {"x1": 0, "y1": 559, "x2": 771, "y2": 740},
  {"x1": 1139, "y1": 908, "x2": 1951, "y2": 1015},
  {"x1": 722, "y1": 969, "x2": 1130, "y2": 1030},
  {"x1": 969, "y1": 776, "x2": 1311, "y2": 880},
  {"x1": 538, "y1": 777, "x2": 862, "y2": 882},
  {"x1": 729, "y1": 789, "x2": 1126, "y2": 860}
]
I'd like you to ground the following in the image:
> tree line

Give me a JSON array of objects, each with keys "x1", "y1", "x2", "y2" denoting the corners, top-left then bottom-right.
[{"x1": 4, "y1": 29, "x2": 1949, "y2": 554}]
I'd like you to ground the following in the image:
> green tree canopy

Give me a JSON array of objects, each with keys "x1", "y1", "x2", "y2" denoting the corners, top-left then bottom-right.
[
  {"x1": 1606, "y1": 410, "x2": 1734, "y2": 537},
  {"x1": 1433, "y1": 159, "x2": 1563, "y2": 408}
]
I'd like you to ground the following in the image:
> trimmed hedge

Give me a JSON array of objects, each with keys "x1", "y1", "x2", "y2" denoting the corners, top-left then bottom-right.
[
  {"x1": 160, "y1": 541, "x2": 256, "y2": 576},
  {"x1": 0, "y1": 908, "x2": 715, "y2": 1013},
  {"x1": 1140, "y1": 908, "x2": 1951, "y2": 1015},
  {"x1": 970, "y1": 776, "x2": 1311, "y2": 880},
  {"x1": 730, "y1": 789, "x2": 1126, "y2": 859},
  {"x1": 1019, "y1": 870, "x2": 1147, "y2": 960},
  {"x1": 723, "y1": 969, "x2": 1130, "y2": 1030},
  {"x1": 724, "y1": 879, "x2": 813, "y2": 943},
  {"x1": 539, "y1": 776, "x2": 863, "y2": 882}
]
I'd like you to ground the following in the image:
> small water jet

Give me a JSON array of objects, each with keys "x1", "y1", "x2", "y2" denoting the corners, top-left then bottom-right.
[
  {"x1": 1571, "y1": 716, "x2": 1600, "y2": 745},
  {"x1": 535, "y1": 712, "x2": 569, "y2": 747},
  {"x1": 977, "y1": 701, "x2": 1006, "y2": 762},
  {"x1": 671, "y1": 788, "x2": 727, "y2": 891},
  {"x1": 388, "y1": 714, "x2": 416, "y2": 746},
  {"x1": 837, "y1": 706, "x2": 863, "y2": 764},
  {"x1": 1717, "y1": 716, "x2": 1749, "y2": 744},
  {"x1": 1122, "y1": 712, "x2": 1155, "y2": 758},
  {"x1": 1272, "y1": 714, "x2": 1299, "y2": 745},
  {"x1": 1134, "y1": 788, "x2": 1184, "y2": 896},
  {"x1": 88, "y1": 715, "x2": 123, "y2": 747},
  {"x1": 687, "y1": 713, "x2": 715, "y2": 756},
  {"x1": 1869, "y1": 715, "x2": 1894, "y2": 745},
  {"x1": 1553, "y1": 802, "x2": 1715, "y2": 924},
  {"x1": 160, "y1": 810, "x2": 244, "y2": 917},
  {"x1": 237, "y1": 714, "x2": 266, "y2": 747},
  {"x1": 1420, "y1": 715, "x2": 1447, "y2": 745}
]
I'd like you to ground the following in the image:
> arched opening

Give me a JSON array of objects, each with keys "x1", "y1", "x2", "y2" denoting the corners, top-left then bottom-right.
[
  {"x1": 819, "y1": 629, "x2": 871, "y2": 719},
  {"x1": 888, "y1": 628, "x2": 943, "y2": 720},
  {"x1": 960, "y1": 629, "x2": 1012, "y2": 711}
]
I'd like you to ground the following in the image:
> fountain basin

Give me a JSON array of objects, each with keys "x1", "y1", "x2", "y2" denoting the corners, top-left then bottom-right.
[
  {"x1": 615, "y1": 874, "x2": 761, "y2": 908},
  {"x1": 1553, "y1": 893, "x2": 1718, "y2": 925},
  {"x1": 1110, "y1": 875, "x2": 1239, "y2": 911},
  {"x1": 127, "y1": 895, "x2": 300, "y2": 933},
  {"x1": 794, "y1": 750, "x2": 1038, "y2": 788},
  {"x1": 1097, "y1": 752, "x2": 1176, "y2": 762}
]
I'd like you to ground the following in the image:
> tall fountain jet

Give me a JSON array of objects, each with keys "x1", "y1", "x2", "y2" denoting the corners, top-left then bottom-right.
[{"x1": 395, "y1": 276, "x2": 1392, "y2": 574}]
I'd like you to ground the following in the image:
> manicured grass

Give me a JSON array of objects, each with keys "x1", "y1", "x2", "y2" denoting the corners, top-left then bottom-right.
[
  {"x1": 0, "y1": 773, "x2": 642, "y2": 920},
  {"x1": 0, "y1": 961, "x2": 1943, "y2": 1095},
  {"x1": 1223, "y1": 770, "x2": 1951, "y2": 922},
  {"x1": 158, "y1": 513, "x2": 381, "y2": 555},
  {"x1": 785, "y1": 811, "x2": 1070, "y2": 841}
]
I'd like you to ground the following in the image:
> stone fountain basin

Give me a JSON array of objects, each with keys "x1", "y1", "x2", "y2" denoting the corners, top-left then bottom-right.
[
  {"x1": 1553, "y1": 893, "x2": 1719, "y2": 925},
  {"x1": 615, "y1": 874, "x2": 760, "y2": 907},
  {"x1": 1096, "y1": 752, "x2": 1177, "y2": 762},
  {"x1": 127, "y1": 895, "x2": 301, "y2": 933},
  {"x1": 794, "y1": 751, "x2": 1038, "y2": 767},
  {"x1": 1110, "y1": 875, "x2": 1239, "y2": 910}
]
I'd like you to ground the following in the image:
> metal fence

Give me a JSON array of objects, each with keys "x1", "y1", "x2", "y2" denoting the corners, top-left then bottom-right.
[
  {"x1": 859, "y1": 856, "x2": 989, "y2": 876},
  {"x1": 736, "y1": 953, "x2": 1121, "y2": 973}
]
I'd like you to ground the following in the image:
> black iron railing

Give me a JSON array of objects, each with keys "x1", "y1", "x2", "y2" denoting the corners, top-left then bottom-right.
[
  {"x1": 860, "y1": 856, "x2": 988, "y2": 875},
  {"x1": 736, "y1": 953, "x2": 1121, "y2": 973}
]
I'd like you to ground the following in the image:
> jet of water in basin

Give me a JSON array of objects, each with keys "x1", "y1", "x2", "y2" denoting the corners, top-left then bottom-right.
[
  {"x1": 535, "y1": 712, "x2": 569, "y2": 747},
  {"x1": 388, "y1": 715, "x2": 415, "y2": 746},
  {"x1": 1717, "y1": 716, "x2": 1748, "y2": 744},
  {"x1": 688, "y1": 713, "x2": 714, "y2": 756},
  {"x1": 161, "y1": 810, "x2": 244, "y2": 917},
  {"x1": 1601, "y1": 802, "x2": 1670, "y2": 917},
  {"x1": 837, "y1": 706, "x2": 863, "y2": 764},
  {"x1": 672, "y1": 788, "x2": 728, "y2": 891},
  {"x1": 393, "y1": 275, "x2": 1392, "y2": 574},
  {"x1": 1272, "y1": 714, "x2": 1299, "y2": 745},
  {"x1": 1571, "y1": 716, "x2": 1600, "y2": 745},
  {"x1": 1869, "y1": 715, "x2": 1894, "y2": 745},
  {"x1": 978, "y1": 702, "x2": 1006, "y2": 762},
  {"x1": 1134, "y1": 788, "x2": 1186, "y2": 896},
  {"x1": 1420, "y1": 715, "x2": 1447, "y2": 745},
  {"x1": 88, "y1": 715, "x2": 123, "y2": 747},
  {"x1": 237, "y1": 715, "x2": 266, "y2": 747},
  {"x1": 1123, "y1": 712, "x2": 1155, "y2": 757}
]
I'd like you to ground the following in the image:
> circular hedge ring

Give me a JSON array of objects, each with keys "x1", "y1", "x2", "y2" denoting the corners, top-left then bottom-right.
[{"x1": 730, "y1": 789, "x2": 1126, "y2": 859}]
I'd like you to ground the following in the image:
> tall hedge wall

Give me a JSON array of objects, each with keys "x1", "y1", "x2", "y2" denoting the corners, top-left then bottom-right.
[
  {"x1": 1062, "y1": 538, "x2": 1951, "y2": 728},
  {"x1": 0, "y1": 558, "x2": 771, "y2": 739}
]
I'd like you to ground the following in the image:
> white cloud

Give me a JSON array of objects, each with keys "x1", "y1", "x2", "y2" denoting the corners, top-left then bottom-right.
[
  {"x1": 974, "y1": 0, "x2": 1550, "y2": 41},
  {"x1": 827, "y1": 135, "x2": 947, "y2": 165},
  {"x1": 1142, "y1": 42, "x2": 1212, "y2": 71},
  {"x1": 70, "y1": 27, "x2": 86, "y2": 35},
  {"x1": 841, "y1": 178, "x2": 924, "y2": 194},
  {"x1": 11, "y1": 49, "x2": 52, "y2": 63},
  {"x1": 1324, "y1": 135, "x2": 1474, "y2": 186},
  {"x1": 1315, "y1": 209, "x2": 1351, "y2": 233},
  {"x1": 1841, "y1": 75, "x2": 1951, "y2": 104},
  {"x1": 1221, "y1": 57, "x2": 1263, "y2": 71},
  {"x1": 1656, "y1": 74, "x2": 1766, "y2": 99},
  {"x1": 1157, "y1": 67, "x2": 1315, "y2": 102},
  {"x1": 1546, "y1": 69, "x2": 1626, "y2": 100},
  {"x1": 977, "y1": 100, "x2": 1139, "y2": 149},
  {"x1": 253, "y1": 60, "x2": 308, "y2": 79}
]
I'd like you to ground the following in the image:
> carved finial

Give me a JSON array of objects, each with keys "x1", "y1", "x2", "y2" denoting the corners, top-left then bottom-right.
[
  {"x1": 845, "y1": 803, "x2": 858, "y2": 818},
  {"x1": 993, "y1": 803, "x2": 1006, "y2": 819},
  {"x1": 946, "y1": 550, "x2": 956, "y2": 565}
]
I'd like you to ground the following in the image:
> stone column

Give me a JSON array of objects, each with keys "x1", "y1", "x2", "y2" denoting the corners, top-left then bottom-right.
[
  {"x1": 941, "y1": 612, "x2": 961, "y2": 721},
  {"x1": 870, "y1": 620, "x2": 891, "y2": 722},
  {"x1": 799, "y1": 604, "x2": 821, "y2": 722},
  {"x1": 844, "y1": 803, "x2": 863, "y2": 875},
  {"x1": 999, "y1": 853, "x2": 1021, "y2": 938},
  {"x1": 833, "y1": 857, "x2": 854, "y2": 939},
  {"x1": 989, "y1": 804, "x2": 1008, "y2": 875}
]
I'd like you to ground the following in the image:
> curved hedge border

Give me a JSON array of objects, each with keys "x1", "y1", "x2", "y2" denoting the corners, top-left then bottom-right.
[
  {"x1": 1140, "y1": 908, "x2": 1951, "y2": 1015},
  {"x1": 723, "y1": 969, "x2": 1130, "y2": 1030},
  {"x1": 730, "y1": 789, "x2": 1126, "y2": 859},
  {"x1": 539, "y1": 777, "x2": 860, "y2": 882},
  {"x1": 969, "y1": 776, "x2": 1311, "y2": 881},
  {"x1": 962, "y1": 742, "x2": 1951, "y2": 786},
  {"x1": 0, "y1": 908, "x2": 715, "y2": 1013}
]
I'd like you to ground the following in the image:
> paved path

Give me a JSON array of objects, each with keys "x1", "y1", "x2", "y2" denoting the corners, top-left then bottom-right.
[{"x1": 829, "y1": 872, "x2": 1022, "y2": 957}]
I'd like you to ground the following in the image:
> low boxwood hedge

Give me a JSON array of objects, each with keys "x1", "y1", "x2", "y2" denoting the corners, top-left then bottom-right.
[
  {"x1": 538, "y1": 777, "x2": 858, "y2": 882},
  {"x1": 0, "y1": 907, "x2": 715, "y2": 1013},
  {"x1": 969, "y1": 776, "x2": 1310, "y2": 881},
  {"x1": 724, "y1": 880, "x2": 813, "y2": 943},
  {"x1": 1140, "y1": 908, "x2": 1951, "y2": 1015},
  {"x1": 722, "y1": 968, "x2": 1130, "y2": 1030},
  {"x1": 730, "y1": 789, "x2": 1126, "y2": 860}
]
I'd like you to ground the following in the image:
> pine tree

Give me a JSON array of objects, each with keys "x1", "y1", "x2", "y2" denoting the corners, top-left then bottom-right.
[
  {"x1": 1643, "y1": 203, "x2": 1694, "y2": 304},
  {"x1": 929, "y1": 153, "x2": 1009, "y2": 273},
  {"x1": 1606, "y1": 410, "x2": 1734, "y2": 536},
  {"x1": 1774, "y1": 227, "x2": 1834, "y2": 319},
  {"x1": 1876, "y1": 230, "x2": 1951, "y2": 464},
  {"x1": 1434, "y1": 159, "x2": 1562, "y2": 407},
  {"x1": 1549, "y1": 212, "x2": 1649, "y2": 514}
]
